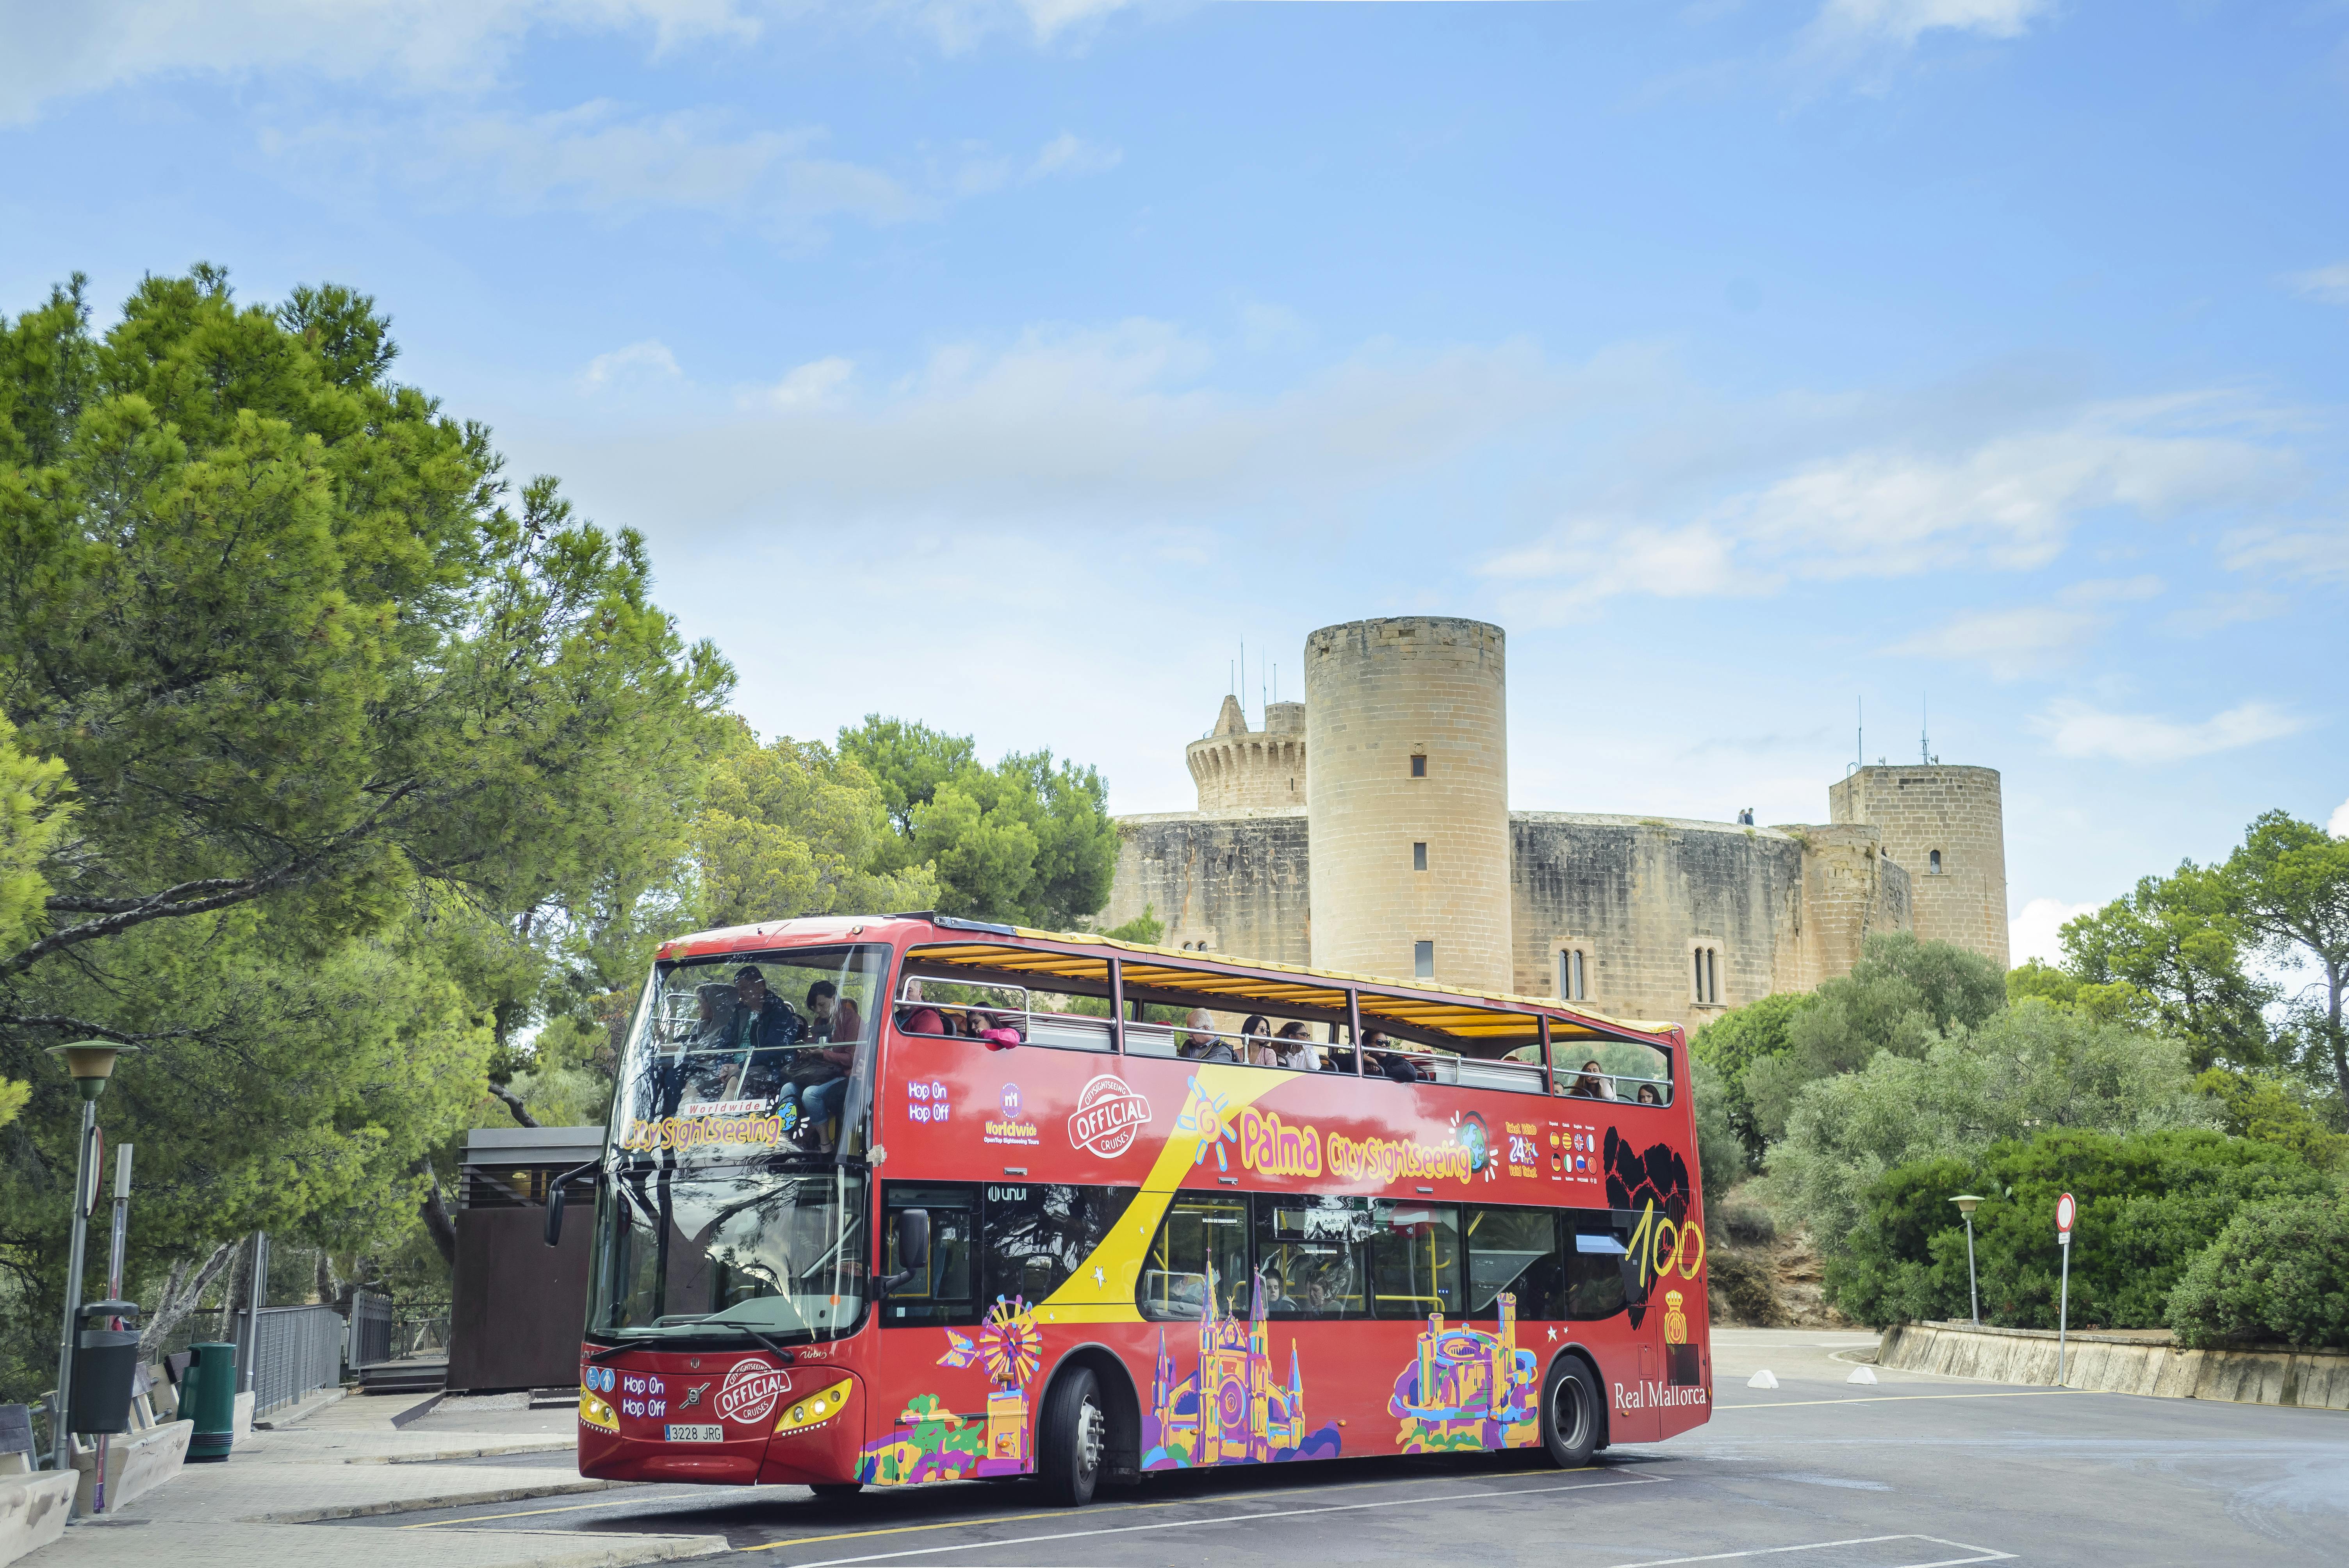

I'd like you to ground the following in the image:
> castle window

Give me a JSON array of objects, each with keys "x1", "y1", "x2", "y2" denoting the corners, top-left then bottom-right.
[
  {"x1": 1691, "y1": 943, "x2": 1722, "y2": 1007},
  {"x1": 1414, "y1": 941, "x2": 1435, "y2": 979},
  {"x1": 1929, "y1": 849, "x2": 1943, "y2": 875},
  {"x1": 1413, "y1": 841, "x2": 1428, "y2": 871},
  {"x1": 1558, "y1": 946, "x2": 1588, "y2": 1002},
  {"x1": 1410, "y1": 754, "x2": 1426, "y2": 778}
]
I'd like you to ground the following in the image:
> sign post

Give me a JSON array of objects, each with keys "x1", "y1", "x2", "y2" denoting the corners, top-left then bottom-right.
[{"x1": 2054, "y1": 1191, "x2": 2076, "y2": 1387}]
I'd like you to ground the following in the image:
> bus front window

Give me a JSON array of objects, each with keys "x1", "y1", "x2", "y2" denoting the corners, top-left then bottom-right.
[{"x1": 590, "y1": 1167, "x2": 869, "y2": 1344}]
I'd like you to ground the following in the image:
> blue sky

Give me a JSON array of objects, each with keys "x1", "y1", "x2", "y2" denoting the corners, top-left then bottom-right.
[{"x1": 4, "y1": 0, "x2": 2345, "y2": 960}]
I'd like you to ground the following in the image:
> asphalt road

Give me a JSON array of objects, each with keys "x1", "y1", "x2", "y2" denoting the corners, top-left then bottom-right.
[{"x1": 328, "y1": 1330, "x2": 2349, "y2": 1567}]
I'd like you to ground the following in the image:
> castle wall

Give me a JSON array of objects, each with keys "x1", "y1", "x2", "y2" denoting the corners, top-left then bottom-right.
[
  {"x1": 1099, "y1": 810, "x2": 1312, "y2": 965},
  {"x1": 1305, "y1": 617, "x2": 1513, "y2": 993},
  {"x1": 1829, "y1": 765, "x2": 2007, "y2": 969}
]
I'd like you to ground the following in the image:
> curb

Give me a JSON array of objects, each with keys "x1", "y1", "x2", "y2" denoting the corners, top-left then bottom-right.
[
  {"x1": 430, "y1": 1532, "x2": 731, "y2": 1568},
  {"x1": 248, "y1": 1477, "x2": 626, "y2": 1523},
  {"x1": 355, "y1": 1441, "x2": 579, "y2": 1465}
]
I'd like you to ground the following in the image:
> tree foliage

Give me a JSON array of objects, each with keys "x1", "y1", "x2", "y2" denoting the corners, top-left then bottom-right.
[
  {"x1": 2223, "y1": 810, "x2": 2349, "y2": 1110},
  {"x1": 2167, "y1": 1194, "x2": 2349, "y2": 1350},
  {"x1": 2060, "y1": 862, "x2": 2276, "y2": 1072},
  {"x1": 1741, "y1": 932, "x2": 2005, "y2": 1142},
  {"x1": 1691, "y1": 990, "x2": 1807, "y2": 1165},
  {"x1": 1761, "y1": 998, "x2": 2212, "y2": 1251},
  {"x1": 1828, "y1": 1128, "x2": 2327, "y2": 1330},
  {"x1": 840, "y1": 715, "x2": 1116, "y2": 928}
]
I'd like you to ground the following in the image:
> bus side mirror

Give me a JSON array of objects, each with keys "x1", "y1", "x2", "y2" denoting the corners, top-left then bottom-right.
[
  {"x1": 544, "y1": 1186, "x2": 566, "y2": 1248},
  {"x1": 882, "y1": 1209, "x2": 930, "y2": 1294}
]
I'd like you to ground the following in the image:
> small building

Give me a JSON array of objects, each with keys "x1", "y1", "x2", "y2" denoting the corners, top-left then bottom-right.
[{"x1": 447, "y1": 1125, "x2": 601, "y2": 1393}]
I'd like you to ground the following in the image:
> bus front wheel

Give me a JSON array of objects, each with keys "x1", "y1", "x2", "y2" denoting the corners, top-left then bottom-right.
[
  {"x1": 1039, "y1": 1366, "x2": 1107, "y2": 1507},
  {"x1": 1541, "y1": 1358, "x2": 1600, "y2": 1469}
]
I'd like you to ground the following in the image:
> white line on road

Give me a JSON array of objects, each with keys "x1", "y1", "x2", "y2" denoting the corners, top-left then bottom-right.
[
  {"x1": 768, "y1": 1474, "x2": 1669, "y2": 1566},
  {"x1": 1606, "y1": 1534, "x2": 2014, "y2": 1568}
]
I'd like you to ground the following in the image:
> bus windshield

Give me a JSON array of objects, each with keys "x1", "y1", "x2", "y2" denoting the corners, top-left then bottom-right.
[
  {"x1": 613, "y1": 944, "x2": 893, "y2": 1155},
  {"x1": 589, "y1": 1166, "x2": 868, "y2": 1345}
]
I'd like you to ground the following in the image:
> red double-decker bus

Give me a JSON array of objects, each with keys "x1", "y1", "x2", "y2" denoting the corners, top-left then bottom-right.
[{"x1": 565, "y1": 914, "x2": 1712, "y2": 1506}]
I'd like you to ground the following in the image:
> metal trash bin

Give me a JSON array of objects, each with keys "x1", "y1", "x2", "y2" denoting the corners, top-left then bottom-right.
[
  {"x1": 184, "y1": 1342, "x2": 238, "y2": 1463},
  {"x1": 69, "y1": 1330, "x2": 139, "y2": 1434}
]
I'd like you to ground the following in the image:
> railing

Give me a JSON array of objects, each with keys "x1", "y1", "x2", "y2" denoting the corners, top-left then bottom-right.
[
  {"x1": 238, "y1": 1304, "x2": 346, "y2": 1416},
  {"x1": 348, "y1": 1290, "x2": 393, "y2": 1369}
]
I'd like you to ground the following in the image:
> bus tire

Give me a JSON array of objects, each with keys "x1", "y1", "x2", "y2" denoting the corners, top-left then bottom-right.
[
  {"x1": 809, "y1": 1482, "x2": 863, "y2": 1501},
  {"x1": 1039, "y1": 1366, "x2": 1107, "y2": 1507},
  {"x1": 1541, "y1": 1358, "x2": 1600, "y2": 1469}
]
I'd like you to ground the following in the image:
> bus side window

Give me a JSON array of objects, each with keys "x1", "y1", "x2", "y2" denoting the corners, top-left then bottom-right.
[
  {"x1": 982, "y1": 1183, "x2": 1139, "y2": 1308},
  {"x1": 1138, "y1": 1196, "x2": 1250, "y2": 1322},
  {"x1": 1465, "y1": 1205, "x2": 1563, "y2": 1320},
  {"x1": 1368, "y1": 1199, "x2": 1461, "y2": 1320},
  {"x1": 883, "y1": 1183, "x2": 980, "y2": 1326},
  {"x1": 1253, "y1": 1195, "x2": 1370, "y2": 1320},
  {"x1": 1565, "y1": 1210, "x2": 1632, "y2": 1319}
]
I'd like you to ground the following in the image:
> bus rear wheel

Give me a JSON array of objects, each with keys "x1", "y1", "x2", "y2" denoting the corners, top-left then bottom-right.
[
  {"x1": 1038, "y1": 1366, "x2": 1107, "y2": 1507},
  {"x1": 1541, "y1": 1358, "x2": 1600, "y2": 1469}
]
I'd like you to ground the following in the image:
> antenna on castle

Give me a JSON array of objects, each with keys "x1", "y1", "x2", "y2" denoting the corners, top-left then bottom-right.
[
  {"x1": 1921, "y1": 693, "x2": 1930, "y2": 766},
  {"x1": 1856, "y1": 697, "x2": 1864, "y2": 775}
]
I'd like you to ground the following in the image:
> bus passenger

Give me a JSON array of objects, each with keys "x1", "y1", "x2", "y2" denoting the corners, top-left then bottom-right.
[
  {"x1": 1570, "y1": 1060, "x2": 1615, "y2": 1099},
  {"x1": 1272, "y1": 1021, "x2": 1318, "y2": 1071},
  {"x1": 1177, "y1": 1009, "x2": 1235, "y2": 1063},
  {"x1": 967, "y1": 1009, "x2": 1024, "y2": 1051},
  {"x1": 1240, "y1": 1014, "x2": 1275, "y2": 1066},
  {"x1": 726, "y1": 966, "x2": 802, "y2": 1099},
  {"x1": 1636, "y1": 1082, "x2": 1663, "y2": 1106},
  {"x1": 1362, "y1": 1030, "x2": 1424, "y2": 1084}
]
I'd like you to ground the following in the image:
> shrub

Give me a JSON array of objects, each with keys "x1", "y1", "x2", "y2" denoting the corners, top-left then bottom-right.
[
  {"x1": 1825, "y1": 1128, "x2": 2328, "y2": 1330},
  {"x1": 1691, "y1": 1056, "x2": 1746, "y2": 1199},
  {"x1": 2167, "y1": 1196, "x2": 2349, "y2": 1350},
  {"x1": 1707, "y1": 1248, "x2": 1787, "y2": 1327},
  {"x1": 1719, "y1": 1199, "x2": 1777, "y2": 1248}
]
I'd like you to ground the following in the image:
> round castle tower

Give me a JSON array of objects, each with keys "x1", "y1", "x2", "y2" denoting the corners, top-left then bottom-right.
[
  {"x1": 1304, "y1": 617, "x2": 1513, "y2": 994},
  {"x1": 1827, "y1": 764, "x2": 2008, "y2": 970},
  {"x1": 1187, "y1": 695, "x2": 1307, "y2": 813}
]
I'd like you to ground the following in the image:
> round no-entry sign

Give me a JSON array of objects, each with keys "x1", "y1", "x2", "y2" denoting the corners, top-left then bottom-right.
[{"x1": 2056, "y1": 1191, "x2": 2076, "y2": 1237}]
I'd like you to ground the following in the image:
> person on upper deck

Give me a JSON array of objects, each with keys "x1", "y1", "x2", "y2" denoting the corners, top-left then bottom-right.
[
  {"x1": 1177, "y1": 1009, "x2": 1236, "y2": 1064},
  {"x1": 724, "y1": 966, "x2": 802, "y2": 1100},
  {"x1": 1361, "y1": 1029, "x2": 1425, "y2": 1084},
  {"x1": 1636, "y1": 1082, "x2": 1662, "y2": 1106},
  {"x1": 1568, "y1": 1059, "x2": 1615, "y2": 1099},
  {"x1": 1271, "y1": 1021, "x2": 1318, "y2": 1071},
  {"x1": 1240, "y1": 1014, "x2": 1276, "y2": 1067}
]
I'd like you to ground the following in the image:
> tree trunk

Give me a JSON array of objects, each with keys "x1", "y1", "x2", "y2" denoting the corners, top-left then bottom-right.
[
  {"x1": 137, "y1": 1240, "x2": 240, "y2": 1361},
  {"x1": 489, "y1": 1082, "x2": 540, "y2": 1128},
  {"x1": 412, "y1": 1154, "x2": 458, "y2": 1270},
  {"x1": 314, "y1": 1249, "x2": 340, "y2": 1308}
]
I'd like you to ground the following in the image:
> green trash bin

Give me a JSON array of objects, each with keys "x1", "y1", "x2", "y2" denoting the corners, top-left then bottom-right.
[{"x1": 184, "y1": 1342, "x2": 238, "y2": 1463}]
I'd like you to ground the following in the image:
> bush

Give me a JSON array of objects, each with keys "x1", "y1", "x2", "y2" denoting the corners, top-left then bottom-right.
[
  {"x1": 2167, "y1": 1196, "x2": 2349, "y2": 1349},
  {"x1": 1691, "y1": 1056, "x2": 1746, "y2": 1199},
  {"x1": 1826, "y1": 1128, "x2": 2330, "y2": 1330},
  {"x1": 1718, "y1": 1199, "x2": 1777, "y2": 1248},
  {"x1": 1707, "y1": 1248, "x2": 1786, "y2": 1327}
]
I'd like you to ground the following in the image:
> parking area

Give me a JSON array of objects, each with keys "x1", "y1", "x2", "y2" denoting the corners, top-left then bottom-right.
[{"x1": 321, "y1": 1331, "x2": 2349, "y2": 1566}]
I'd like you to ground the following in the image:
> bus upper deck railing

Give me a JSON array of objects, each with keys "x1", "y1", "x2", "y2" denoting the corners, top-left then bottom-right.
[{"x1": 889, "y1": 980, "x2": 1674, "y2": 1104}]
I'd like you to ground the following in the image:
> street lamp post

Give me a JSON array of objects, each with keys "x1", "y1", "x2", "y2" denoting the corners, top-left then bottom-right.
[
  {"x1": 1950, "y1": 1195, "x2": 1983, "y2": 1327},
  {"x1": 44, "y1": 1041, "x2": 137, "y2": 1476}
]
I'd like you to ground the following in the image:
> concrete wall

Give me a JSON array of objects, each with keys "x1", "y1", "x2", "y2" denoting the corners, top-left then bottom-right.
[
  {"x1": 1878, "y1": 1321, "x2": 2349, "y2": 1409},
  {"x1": 1306, "y1": 617, "x2": 1513, "y2": 993},
  {"x1": 1830, "y1": 765, "x2": 2008, "y2": 969},
  {"x1": 1098, "y1": 810, "x2": 1312, "y2": 964}
]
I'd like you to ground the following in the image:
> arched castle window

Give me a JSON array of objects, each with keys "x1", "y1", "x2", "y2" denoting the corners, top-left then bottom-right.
[
  {"x1": 1413, "y1": 941, "x2": 1435, "y2": 979},
  {"x1": 1929, "y1": 849, "x2": 1943, "y2": 875},
  {"x1": 1409, "y1": 754, "x2": 1426, "y2": 778},
  {"x1": 1413, "y1": 841, "x2": 1428, "y2": 872},
  {"x1": 1690, "y1": 943, "x2": 1722, "y2": 1007},
  {"x1": 1557, "y1": 944, "x2": 1588, "y2": 1002}
]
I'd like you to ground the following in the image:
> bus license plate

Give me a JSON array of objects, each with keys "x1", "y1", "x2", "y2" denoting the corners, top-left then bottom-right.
[{"x1": 665, "y1": 1424, "x2": 723, "y2": 1443}]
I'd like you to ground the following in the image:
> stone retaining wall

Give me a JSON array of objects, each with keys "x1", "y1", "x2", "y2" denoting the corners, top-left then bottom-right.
[{"x1": 1878, "y1": 1320, "x2": 2349, "y2": 1409}]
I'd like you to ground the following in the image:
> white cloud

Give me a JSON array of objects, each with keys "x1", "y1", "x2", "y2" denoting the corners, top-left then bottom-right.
[
  {"x1": 2010, "y1": 895, "x2": 2099, "y2": 967},
  {"x1": 427, "y1": 103, "x2": 816, "y2": 214},
  {"x1": 2162, "y1": 588, "x2": 2288, "y2": 637},
  {"x1": 1028, "y1": 132, "x2": 1121, "y2": 180},
  {"x1": 1884, "y1": 605, "x2": 2107, "y2": 679},
  {"x1": 742, "y1": 356, "x2": 855, "y2": 412},
  {"x1": 1486, "y1": 519, "x2": 1774, "y2": 611},
  {"x1": 0, "y1": 0, "x2": 759, "y2": 124},
  {"x1": 2222, "y1": 524, "x2": 2349, "y2": 584},
  {"x1": 2286, "y1": 264, "x2": 2349, "y2": 306},
  {"x1": 578, "y1": 339, "x2": 683, "y2": 392},
  {"x1": 1811, "y1": 0, "x2": 2051, "y2": 48},
  {"x1": 2031, "y1": 698, "x2": 2308, "y2": 764},
  {"x1": 2331, "y1": 798, "x2": 2349, "y2": 839}
]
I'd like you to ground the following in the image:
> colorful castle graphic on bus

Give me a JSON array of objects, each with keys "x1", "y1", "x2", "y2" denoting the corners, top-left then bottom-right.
[
  {"x1": 858, "y1": 1295, "x2": 1043, "y2": 1486},
  {"x1": 1144, "y1": 1265, "x2": 1343, "y2": 1469},
  {"x1": 1388, "y1": 1292, "x2": 1541, "y2": 1453}
]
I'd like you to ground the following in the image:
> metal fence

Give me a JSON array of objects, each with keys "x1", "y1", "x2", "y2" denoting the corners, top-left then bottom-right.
[
  {"x1": 239, "y1": 1304, "x2": 346, "y2": 1416},
  {"x1": 348, "y1": 1290, "x2": 393, "y2": 1368}
]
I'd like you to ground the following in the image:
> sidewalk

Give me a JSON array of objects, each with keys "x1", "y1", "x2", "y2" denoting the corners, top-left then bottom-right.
[{"x1": 29, "y1": 1390, "x2": 727, "y2": 1568}]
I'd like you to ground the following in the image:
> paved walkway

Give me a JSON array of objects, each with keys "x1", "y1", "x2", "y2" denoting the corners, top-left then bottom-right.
[{"x1": 29, "y1": 1389, "x2": 725, "y2": 1568}]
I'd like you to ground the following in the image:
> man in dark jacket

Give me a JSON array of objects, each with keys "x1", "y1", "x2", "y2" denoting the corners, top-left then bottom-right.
[{"x1": 725, "y1": 966, "x2": 802, "y2": 1100}]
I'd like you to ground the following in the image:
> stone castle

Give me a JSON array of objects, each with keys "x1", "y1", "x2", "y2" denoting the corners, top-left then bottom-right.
[{"x1": 1094, "y1": 616, "x2": 2009, "y2": 1030}]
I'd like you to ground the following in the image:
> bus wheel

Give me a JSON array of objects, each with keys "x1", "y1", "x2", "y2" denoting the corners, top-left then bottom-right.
[
  {"x1": 809, "y1": 1482, "x2": 863, "y2": 1500},
  {"x1": 1039, "y1": 1367, "x2": 1107, "y2": 1507},
  {"x1": 1541, "y1": 1359, "x2": 1599, "y2": 1469}
]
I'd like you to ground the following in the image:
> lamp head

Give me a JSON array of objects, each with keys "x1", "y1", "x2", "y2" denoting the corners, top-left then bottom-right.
[
  {"x1": 45, "y1": 1041, "x2": 138, "y2": 1102},
  {"x1": 1950, "y1": 1194, "x2": 1982, "y2": 1217}
]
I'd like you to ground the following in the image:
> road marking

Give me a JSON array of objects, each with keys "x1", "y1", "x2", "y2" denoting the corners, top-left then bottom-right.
[
  {"x1": 1606, "y1": 1534, "x2": 2012, "y2": 1568},
  {"x1": 1719, "y1": 1390, "x2": 2074, "y2": 1411},
  {"x1": 754, "y1": 1474, "x2": 1666, "y2": 1566}
]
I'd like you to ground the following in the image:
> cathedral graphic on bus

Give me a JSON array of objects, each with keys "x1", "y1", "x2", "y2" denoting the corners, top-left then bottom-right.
[{"x1": 1144, "y1": 1265, "x2": 1342, "y2": 1468}]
